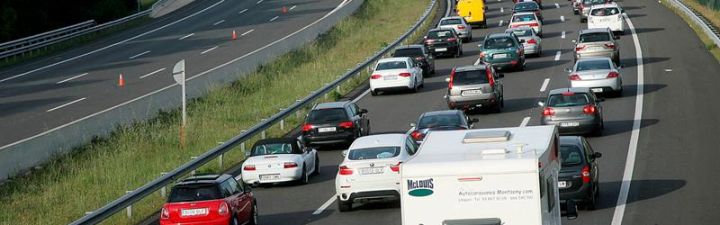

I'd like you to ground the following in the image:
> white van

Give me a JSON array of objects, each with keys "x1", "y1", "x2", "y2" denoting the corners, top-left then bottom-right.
[
  {"x1": 587, "y1": 3, "x2": 625, "y2": 34},
  {"x1": 400, "y1": 126, "x2": 577, "y2": 225}
]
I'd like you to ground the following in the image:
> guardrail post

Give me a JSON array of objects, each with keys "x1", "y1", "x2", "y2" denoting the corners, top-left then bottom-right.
[
  {"x1": 280, "y1": 119, "x2": 285, "y2": 130},
  {"x1": 125, "y1": 191, "x2": 133, "y2": 219},
  {"x1": 261, "y1": 130, "x2": 266, "y2": 139},
  {"x1": 217, "y1": 142, "x2": 225, "y2": 168},
  {"x1": 160, "y1": 172, "x2": 168, "y2": 198},
  {"x1": 241, "y1": 142, "x2": 246, "y2": 155},
  {"x1": 190, "y1": 157, "x2": 198, "y2": 175}
]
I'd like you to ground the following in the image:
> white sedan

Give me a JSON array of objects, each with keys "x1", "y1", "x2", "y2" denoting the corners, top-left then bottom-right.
[
  {"x1": 508, "y1": 12, "x2": 543, "y2": 37},
  {"x1": 588, "y1": 3, "x2": 625, "y2": 34},
  {"x1": 335, "y1": 133, "x2": 418, "y2": 212},
  {"x1": 370, "y1": 57, "x2": 424, "y2": 96},
  {"x1": 241, "y1": 138, "x2": 319, "y2": 185}
]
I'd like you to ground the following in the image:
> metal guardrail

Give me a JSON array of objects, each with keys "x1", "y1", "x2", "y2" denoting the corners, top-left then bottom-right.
[
  {"x1": 667, "y1": 0, "x2": 720, "y2": 48},
  {"x1": 69, "y1": 0, "x2": 441, "y2": 224}
]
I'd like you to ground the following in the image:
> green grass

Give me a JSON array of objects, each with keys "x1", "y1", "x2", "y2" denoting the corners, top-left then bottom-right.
[
  {"x1": 660, "y1": 0, "x2": 720, "y2": 61},
  {"x1": 0, "y1": 0, "x2": 434, "y2": 224}
]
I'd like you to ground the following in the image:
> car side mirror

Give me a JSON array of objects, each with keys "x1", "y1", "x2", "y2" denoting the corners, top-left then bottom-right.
[
  {"x1": 562, "y1": 200, "x2": 578, "y2": 220},
  {"x1": 244, "y1": 150, "x2": 251, "y2": 157},
  {"x1": 621, "y1": 9, "x2": 625, "y2": 13},
  {"x1": 243, "y1": 182, "x2": 252, "y2": 193},
  {"x1": 360, "y1": 109, "x2": 368, "y2": 114},
  {"x1": 618, "y1": 64, "x2": 625, "y2": 69},
  {"x1": 341, "y1": 150, "x2": 348, "y2": 157},
  {"x1": 445, "y1": 77, "x2": 451, "y2": 82},
  {"x1": 537, "y1": 101, "x2": 545, "y2": 107},
  {"x1": 410, "y1": 122, "x2": 416, "y2": 127},
  {"x1": 498, "y1": 73, "x2": 505, "y2": 78},
  {"x1": 593, "y1": 152, "x2": 603, "y2": 159}
]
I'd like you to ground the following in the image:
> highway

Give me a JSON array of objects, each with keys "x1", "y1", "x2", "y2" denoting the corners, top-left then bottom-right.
[
  {"x1": 242, "y1": 0, "x2": 720, "y2": 225},
  {"x1": 0, "y1": 0, "x2": 347, "y2": 149}
]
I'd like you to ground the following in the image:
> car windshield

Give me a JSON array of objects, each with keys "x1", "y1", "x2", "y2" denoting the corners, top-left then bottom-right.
[
  {"x1": 512, "y1": 14, "x2": 536, "y2": 22},
  {"x1": 428, "y1": 30, "x2": 454, "y2": 39},
  {"x1": 348, "y1": 147, "x2": 401, "y2": 160},
  {"x1": 591, "y1": 7, "x2": 620, "y2": 16},
  {"x1": 251, "y1": 143, "x2": 294, "y2": 156},
  {"x1": 560, "y1": 145, "x2": 584, "y2": 166},
  {"x1": 418, "y1": 114, "x2": 462, "y2": 129},
  {"x1": 579, "y1": 32, "x2": 611, "y2": 42},
  {"x1": 547, "y1": 93, "x2": 592, "y2": 107},
  {"x1": 576, "y1": 60, "x2": 611, "y2": 71},
  {"x1": 376, "y1": 61, "x2": 407, "y2": 70},
  {"x1": 453, "y1": 69, "x2": 489, "y2": 85},
  {"x1": 507, "y1": 29, "x2": 533, "y2": 37},
  {"x1": 168, "y1": 184, "x2": 221, "y2": 202},
  {"x1": 440, "y1": 19, "x2": 463, "y2": 25},
  {"x1": 394, "y1": 48, "x2": 423, "y2": 57},
  {"x1": 484, "y1": 37, "x2": 516, "y2": 49},
  {"x1": 307, "y1": 108, "x2": 348, "y2": 124},
  {"x1": 515, "y1": 2, "x2": 539, "y2": 11}
]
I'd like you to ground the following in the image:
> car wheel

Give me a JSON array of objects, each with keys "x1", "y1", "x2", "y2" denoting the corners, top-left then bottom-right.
[
  {"x1": 419, "y1": 77, "x2": 425, "y2": 88},
  {"x1": 411, "y1": 79, "x2": 419, "y2": 92},
  {"x1": 300, "y1": 164, "x2": 309, "y2": 184},
  {"x1": 370, "y1": 90, "x2": 378, "y2": 96},
  {"x1": 586, "y1": 187, "x2": 598, "y2": 210},
  {"x1": 591, "y1": 121, "x2": 604, "y2": 137},
  {"x1": 338, "y1": 197, "x2": 353, "y2": 212},
  {"x1": 314, "y1": 156, "x2": 320, "y2": 175},
  {"x1": 248, "y1": 202, "x2": 259, "y2": 225}
]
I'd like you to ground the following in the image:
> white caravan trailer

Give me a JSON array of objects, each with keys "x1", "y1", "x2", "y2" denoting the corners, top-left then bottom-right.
[{"x1": 401, "y1": 125, "x2": 577, "y2": 225}]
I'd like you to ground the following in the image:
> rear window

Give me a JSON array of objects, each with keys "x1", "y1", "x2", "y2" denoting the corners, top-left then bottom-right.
[
  {"x1": 579, "y1": 32, "x2": 611, "y2": 42},
  {"x1": 507, "y1": 29, "x2": 533, "y2": 37},
  {"x1": 251, "y1": 143, "x2": 294, "y2": 156},
  {"x1": 547, "y1": 93, "x2": 591, "y2": 107},
  {"x1": 453, "y1": 69, "x2": 489, "y2": 85},
  {"x1": 576, "y1": 60, "x2": 611, "y2": 71},
  {"x1": 511, "y1": 14, "x2": 536, "y2": 22},
  {"x1": 418, "y1": 114, "x2": 462, "y2": 129},
  {"x1": 514, "y1": 2, "x2": 539, "y2": 11},
  {"x1": 307, "y1": 108, "x2": 348, "y2": 124},
  {"x1": 348, "y1": 147, "x2": 401, "y2": 160},
  {"x1": 583, "y1": 0, "x2": 606, "y2": 5},
  {"x1": 484, "y1": 37, "x2": 516, "y2": 49},
  {"x1": 440, "y1": 19, "x2": 463, "y2": 25},
  {"x1": 376, "y1": 61, "x2": 408, "y2": 70},
  {"x1": 394, "y1": 48, "x2": 424, "y2": 57},
  {"x1": 169, "y1": 184, "x2": 221, "y2": 202},
  {"x1": 591, "y1": 7, "x2": 620, "y2": 16},
  {"x1": 560, "y1": 145, "x2": 584, "y2": 166},
  {"x1": 428, "y1": 30, "x2": 454, "y2": 39}
]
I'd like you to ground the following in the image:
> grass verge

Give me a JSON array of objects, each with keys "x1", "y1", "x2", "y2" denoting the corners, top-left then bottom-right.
[
  {"x1": 0, "y1": 0, "x2": 433, "y2": 224},
  {"x1": 660, "y1": 0, "x2": 720, "y2": 61}
]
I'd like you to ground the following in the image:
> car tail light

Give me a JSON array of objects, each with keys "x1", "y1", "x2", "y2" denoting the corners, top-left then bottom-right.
[
  {"x1": 302, "y1": 123, "x2": 313, "y2": 132},
  {"x1": 457, "y1": 25, "x2": 466, "y2": 30},
  {"x1": 486, "y1": 67, "x2": 495, "y2": 87},
  {"x1": 510, "y1": 60, "x2": 518, "y2": 65},
  {"x1": 218, "y1": 202, "x2": 229, "y2": 216},
  {"x1": 411, "y1": 130, "x2": 425, "y2": 141},
  {"x1": 399, "y1": 72, "x2": 412, "y2": 77},
  {"x1": 339, "y1": 121, "x2": 354, "y2": 129},
  {"x1": 390, "y1": 162, "x2": 401, "y2": 173},
  {"x1": 605, "y1": 43, "x2": 615, "y2": 49},
  {"x1": 448, "y1": 68, "x2": 456, "y2": 90},
  {"x1": 527, "y1": 39, "x2": 537, "y2": 44},
  {"x1": 284, "y1": 162, "x2": 298, "y2": 168},
  {"x1": 607, "y1": 71, "x2": 619, "y2": 78},
  {"x1": 583, "y1": 105, "x2": 597, "y2": 114},
  {"x1": 161, "y1": 207, "x2": 170, "y2": 219},
  {"x1": 582, "y1": 165, "x2": 591, "y2": 183},
  {"x1": 529, "y1": 22, "x2": 539, "y2": 27},
  {"x1": 339, "y1": 165, "x2": 353, "y2": 175},
  {"x1": 447, "y1": 37, "x2": 458, "y2": 42},
  {"x1": 415, "y1": 56, "x2": 424, "y2": 61},
  {"x1": 243, "y1": 164, "x2": 256, "y2": 171},
  {"x1": 370, "y1": 74, "x2": 382, "y2": 79},
  {"x1": 575, "y1": 45, "x2": 586, "y2": 51},
  {"x1": 569, "y1": 74, "x2": 581, "y2": 80},
  {"x1": 542, "y1": 107, "x2": 555, "y2": 116}
]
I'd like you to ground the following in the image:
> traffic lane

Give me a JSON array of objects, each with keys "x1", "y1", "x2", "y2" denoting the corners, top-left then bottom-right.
[{"x1": 618, "y1": 0, "x2": 720, "y2": 224}]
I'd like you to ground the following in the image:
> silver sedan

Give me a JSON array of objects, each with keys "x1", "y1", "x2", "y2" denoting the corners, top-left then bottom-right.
[
  {"x1": 505, "y1": 27, "x2": 542, "y2": 57},
  {"x1": 567, "y1": 57, "x2": 623, "y2": 97}
]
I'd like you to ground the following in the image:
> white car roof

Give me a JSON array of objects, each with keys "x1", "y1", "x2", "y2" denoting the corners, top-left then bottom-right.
[
  {"x1": 377, "y1": 57, "x2": 410, "y2": 63},
  {"x1": 590, "y1": 2, "x2": 620, "y2": 8},
  {"x1": 512, "y1": 12, "x2": 537, "y2": 16},
  {"x1": 349, "y1": 134, "x2": 407, "y2": 150}
]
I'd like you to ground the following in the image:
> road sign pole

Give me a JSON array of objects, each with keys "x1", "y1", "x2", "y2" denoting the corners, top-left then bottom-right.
[{"x1": 173, "y1": 60, "x2": 187, "y2": 147}]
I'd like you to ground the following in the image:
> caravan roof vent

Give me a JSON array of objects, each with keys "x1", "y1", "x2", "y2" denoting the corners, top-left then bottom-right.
[{"x1": 462, "y1": 130, "x2": 511, "y2": 143}]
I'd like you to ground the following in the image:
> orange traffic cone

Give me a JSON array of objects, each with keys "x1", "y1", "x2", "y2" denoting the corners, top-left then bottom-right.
[
  {"x1": 118, "y1": 74, "x2": 125, "y2": 87},
  {"x1": 282, "y1": 6, "x2": 288, "y2": 13},
  {"x1": 232, "y1": 30, "x2": 237, "y2": 40}
]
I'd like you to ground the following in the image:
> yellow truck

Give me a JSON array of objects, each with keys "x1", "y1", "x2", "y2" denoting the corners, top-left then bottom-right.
[{"x1": 456, "y1": 0, "x2": 487, "y2": 28}]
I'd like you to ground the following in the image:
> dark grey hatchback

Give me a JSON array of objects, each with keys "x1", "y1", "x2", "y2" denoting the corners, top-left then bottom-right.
[
  {"x1": 301, "y1": 101, "x2": 370, "y2": 147},
  {"x1": 559, "y1": 136, "x2": 602, "y2": 210}
]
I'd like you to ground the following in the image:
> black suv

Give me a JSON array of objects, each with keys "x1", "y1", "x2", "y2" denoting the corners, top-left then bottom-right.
[
  {"x1": 301, "y1": 101, "x2": 370, "y2": 147},
  {"x1": 392, "y1": 45, "x2": 436, "y2": 76},
  {"x1": 559, "y1": 136, "x2": 602, "y2": 210},
  {"x1": 424, "y1": 28, "x2": 463, "y2": 57}
]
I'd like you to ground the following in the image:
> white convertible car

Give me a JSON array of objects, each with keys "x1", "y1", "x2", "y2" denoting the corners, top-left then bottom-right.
[{"x1": 241, "y1": 138, "x2": 319, "y2": 185}]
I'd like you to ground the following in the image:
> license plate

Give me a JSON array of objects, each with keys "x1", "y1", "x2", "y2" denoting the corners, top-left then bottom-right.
[
  {"x1": 181, "y1": 208, "x2": 208, "y2": 217},
  {"x1": 359, "y1": 167, "x2": 384, "y2": 175},
  {"x1": 589, "y1": 47, "x2": 604, "y2": 51},
  {"x1": 383, "y1": 75, "x2": 398, "y2": 80},
  {"x1": 462, "y1": 89, "x2": 482, "y2": 96},
  {"x1": 493, "y1": 53, "x2": 508, "y2": 59},
  {"x1": 436, "y1": 48, "x2": 447, "y2": 52},
  {"x1": 558, "y1": 181, "x2": 568, "y2": 188},
  {"x1": 560, "y1": 122, "x2": 580, "y2": 127},
  {"x1": 318, "y1": 127, "x2": 336, "y2": 133},
  {"x1": 260, "y1": 174, "x2": 281, "y2": 181},
  {"x1": 591, "y1": 88, "x2": 604, "y2": 93}
]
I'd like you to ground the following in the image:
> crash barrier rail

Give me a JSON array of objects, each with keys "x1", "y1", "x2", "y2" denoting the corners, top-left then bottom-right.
[
  {"x1": 667, "y1": 0, "x2": 720, "y2": 48},
  {"x1": 69, "y1": 0, "x2": 443, "y2": 224}
]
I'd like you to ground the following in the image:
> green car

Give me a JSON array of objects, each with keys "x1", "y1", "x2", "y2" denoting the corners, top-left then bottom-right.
[{"x1": 478, "y1": 33, "x2": 526, "y2": 71}]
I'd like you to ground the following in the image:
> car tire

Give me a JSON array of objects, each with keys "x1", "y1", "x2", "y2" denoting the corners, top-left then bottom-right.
[
  {"x1": 591, "y1": 121, "x2": 604, "y2": 137},
  {"x1": 586, "y1": 187, "x2": 598, "y2": 210},
  {"x1": 248, "y1": 202, "x2": 259, "y2": 225},
  {"x1": 370, "y1": 90, "x2": 378, "y2": 96},
  {"x1": 338, "y1": 197, "x2": 353, "y2": 212},
  {"x1": 300, "y1": 164, "x2": 309, "y2": 185},
  {"x1": 419, "y1": 77, "x2": 425, "y2": 88},
  {"x1": 314, "y1": 156, "x2": 320, "y2": 175},
  {"x1": 231, "y1": 216, "x2": 239, "y2": 225},
  {"x1": 411, "y1": 79, "x2": 419, "y2": 93}
]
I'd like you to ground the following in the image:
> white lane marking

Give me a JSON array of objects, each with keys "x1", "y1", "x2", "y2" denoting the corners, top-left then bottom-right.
[
  {"x1": 129, "y1": 51, "x2": 151, "y2": 59},
  {"x1": 500, "y1": 7, "x2": 504, "y2": 13},
  {"x1": 0, "y1": 0, "x2": 350, "y2": 151},
  {"x1": 313, "y1": 195, "x2": 337, "y2": 215},
  {"x1": 289, "y1": 5, "x2": 297, "y2": 11},
  {"x1": 474, "y1": 58, "x2": 481, "y2": 65},
  {"x1": 664, "y1": 68, "x2": 673, "y2": 72},
  {"x1": 554, "y1": 51, "x2": 561, "y2": 61},
  {"x1": 256, "y1": 0, "x2": 263, "y2": 4},
  {"x1": 353, "y1": 89, "x2": 371, "y2": 102},
  {"x1": 270, "y1": 16, "x2": 279, "y2": 22},
  {"x1": 561, "y1": 31, "x2": 566, "y2": 39},
  {"x1": 201, "y1": 46, "x2": 219, "y2": 55},
  {"x1": 0, "y1": 0, "x2": 225, "y2": 84},
  {"x1": 47, "y1": 98, "x2": 87, "y2": 112},
  {"x1": 560, "y1": 15, "x2": 565, "y2": 22},
  {"x1": 611, "y1": 13, "x2": 645, "y2": 225},
  {"x1": 539, "y1": 78, "x2": 550, "y2": 92},
  {"x1": 56, "y1": 73, "x2": 89, "y2": 84},
  {"x1": 140, "y1": 68, "x2": 167, "y2": 79},
  {"x1": 242, "y1": 29, "x2": 255, "y2": 36},
  {"x1": 555, "y1": 3, "x2": 560, "y2": 8},
  {"x1": 499, "y1": 20, "x2": 504, "y2": 27},
  {"x1": 519, "y1": 117, "x2": 531, "y2": 127},
  {"x1": 179, "y1": 33, "x2": 194, "y2": 40},
  {"x1": 239, "y1": 8, "x2": 248, "y2": 14},
  {"x1": 213, "y1": 20, "x2": 225, "y2": 26}
]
